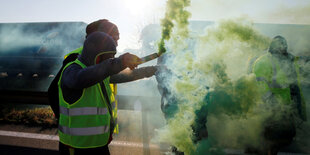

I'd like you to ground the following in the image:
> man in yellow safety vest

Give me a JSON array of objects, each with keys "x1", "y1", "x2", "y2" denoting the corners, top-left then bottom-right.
[
  {"x1": 58, "y1": 32, "x2": 141, "y2": 154},
  {"x1": 252, "y1": 35, "x2": 306, "y2": 154}
]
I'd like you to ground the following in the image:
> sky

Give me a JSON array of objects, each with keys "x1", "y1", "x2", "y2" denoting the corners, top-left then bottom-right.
[
  {"x1": 0, "y1": 0, "x2": 310, "y2": 52},
  {"x1": 0, "y1": 0, "x2": 166, "y2": 52},
  {"x1": 189, "y1": 0, "x2": 310, "y2": 25}
]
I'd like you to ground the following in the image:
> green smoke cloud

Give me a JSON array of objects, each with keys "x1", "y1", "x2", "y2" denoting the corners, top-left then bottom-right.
[
  {"x1": 155, "y1": 1, "x2": 309, "y2": 154},
  {"x1": 158, "y1": 0, "x2": 191, "y2": 55},
  {"x1": 155, "y1": 18, "x2": 275, "y2": 154}
]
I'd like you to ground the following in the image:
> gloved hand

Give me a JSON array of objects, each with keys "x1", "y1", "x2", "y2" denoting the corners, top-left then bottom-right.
[{"x1": 119, "y1": 53, "x2": 142, "y2": 70}]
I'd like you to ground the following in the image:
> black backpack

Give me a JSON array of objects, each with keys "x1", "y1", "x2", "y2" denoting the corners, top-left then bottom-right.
[{"x1": 47, "y1": 53, "x2": 79, "y2": 120}]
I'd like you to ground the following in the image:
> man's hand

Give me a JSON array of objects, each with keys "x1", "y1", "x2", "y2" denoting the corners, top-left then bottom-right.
[{"x1": 119, "y1": 53, "x2": 142, "y2": 70}]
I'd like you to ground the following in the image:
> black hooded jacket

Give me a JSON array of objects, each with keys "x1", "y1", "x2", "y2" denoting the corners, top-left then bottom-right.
[{"x1": 61, "y1": 32, "x2": 125, "y2": 104}]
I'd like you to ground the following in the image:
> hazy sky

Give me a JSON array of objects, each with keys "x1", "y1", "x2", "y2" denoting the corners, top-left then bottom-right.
[
  {"x1": 0, "y1": 0, "x2": 309, "y2": 52},
  {"x1": 189, "y1": 0, "x2": 310, "y2": 25}
]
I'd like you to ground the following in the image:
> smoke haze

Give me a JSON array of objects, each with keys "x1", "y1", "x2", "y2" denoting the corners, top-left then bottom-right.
[
  {"x1": 153, "y1": 1, "x2": 310, "y2": 154},
  {"x1": 189, "y1": 0, "x2": 310, "y2": 25}
]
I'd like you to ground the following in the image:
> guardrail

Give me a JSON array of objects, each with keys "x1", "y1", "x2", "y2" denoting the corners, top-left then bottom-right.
[
  {"x1": 0, "y1": 89, "x2": 161, "y2": 155},
  {"x1": 0, "y1": 90, "x2": 159, "y2": 111}
]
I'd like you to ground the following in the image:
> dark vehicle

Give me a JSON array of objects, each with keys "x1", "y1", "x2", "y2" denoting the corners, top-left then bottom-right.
[{"x1": 0, "y1": 22, "x2": 87, "y2": 104}]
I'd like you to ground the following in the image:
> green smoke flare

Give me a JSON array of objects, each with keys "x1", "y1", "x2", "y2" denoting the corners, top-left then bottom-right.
[{"x1": 158, "y1": 0, "x2": 191, "y2": 55}]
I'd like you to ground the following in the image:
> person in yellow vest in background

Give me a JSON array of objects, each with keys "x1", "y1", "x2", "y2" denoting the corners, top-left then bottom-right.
[
  {"x1": 58, "y1": 32, "x2": 141, "y2": 154},
  {"x1": 252, "y1": 35, "x2": 306, "y2": 155}
]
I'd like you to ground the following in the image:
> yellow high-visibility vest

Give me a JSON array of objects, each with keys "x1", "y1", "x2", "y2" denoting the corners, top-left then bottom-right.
[
  {"x1": 63, "y1": 47, "x2": 120, "y2": 134},
  {"x1": 253, "y1": 53, "x2": 306, "y2": 120}
]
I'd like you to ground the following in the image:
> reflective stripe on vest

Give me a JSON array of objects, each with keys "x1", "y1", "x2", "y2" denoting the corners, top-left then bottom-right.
[
  {"x1": 59, "y1": 125, "x2": 109, "y2": 136},
  {"x1": 59, "y1": 107, "x2": 108, "y2": 116}
]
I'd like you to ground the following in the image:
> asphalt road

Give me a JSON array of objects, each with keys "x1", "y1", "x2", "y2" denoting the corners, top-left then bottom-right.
[{"x1": 0, "y1": 109, "x2": 168, "y2": 155}]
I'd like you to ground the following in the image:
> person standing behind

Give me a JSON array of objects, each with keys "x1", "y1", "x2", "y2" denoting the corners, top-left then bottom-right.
[
  {"x1": 252, "y1": 35, "x2": 306, "y2": 155},
  {"x1": 58, "y1": 32, "x2": 141, "y2": 155}
]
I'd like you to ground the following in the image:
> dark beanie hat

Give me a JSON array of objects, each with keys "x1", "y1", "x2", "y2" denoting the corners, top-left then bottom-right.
[{"x1": 86, "y1": 19, "x2": 119, "y2": 38}]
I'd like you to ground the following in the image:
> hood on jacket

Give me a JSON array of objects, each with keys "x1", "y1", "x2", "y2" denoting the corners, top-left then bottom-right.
[
  {"x1": 268, "y1": 35, "x2": 288, "y2": 56},
  {"x1": 79, "y1": 32, "x2": 116, "y2": 66}
]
